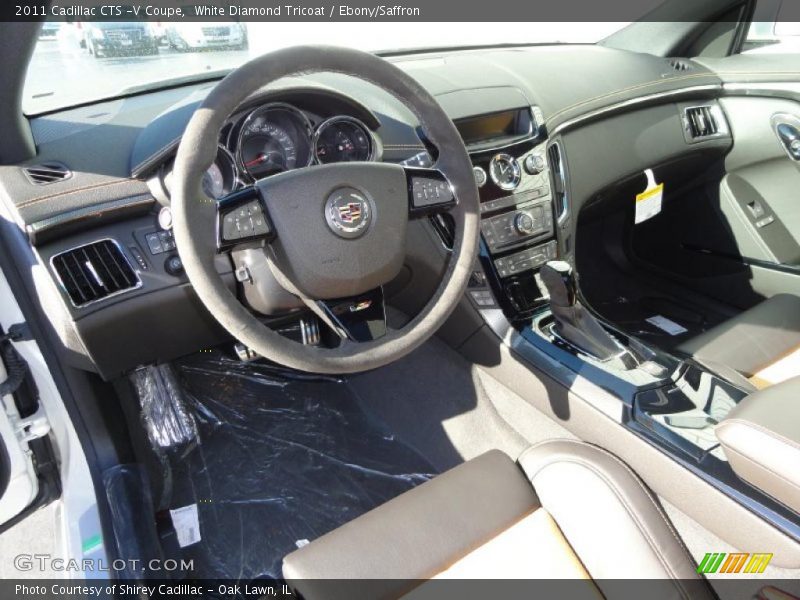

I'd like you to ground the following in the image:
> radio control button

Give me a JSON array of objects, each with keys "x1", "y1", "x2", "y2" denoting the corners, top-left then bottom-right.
[{"x1": 514, "y1": 212, "x2": 536, "y2": 235}]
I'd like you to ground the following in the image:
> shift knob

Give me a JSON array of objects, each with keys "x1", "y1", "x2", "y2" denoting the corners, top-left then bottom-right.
[{"x1": 540, "y1": 261, "x2": 577, "y2": 308}]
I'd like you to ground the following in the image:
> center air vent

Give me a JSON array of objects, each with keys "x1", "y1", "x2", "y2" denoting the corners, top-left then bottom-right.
[
  {"x1": 23, "y1": 162, "x2": 71, "y2": 185},
  {"x1": 684, "y1": 106, "x2": 720, "y2": 138},
  {"x1": 51, "y1": 239, "x2": 140, "y2": 308}
]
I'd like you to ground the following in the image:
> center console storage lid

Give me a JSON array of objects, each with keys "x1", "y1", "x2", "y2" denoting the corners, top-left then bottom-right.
[{"x1": 716, "y1": 377, "x2": 800, "y2": 515}]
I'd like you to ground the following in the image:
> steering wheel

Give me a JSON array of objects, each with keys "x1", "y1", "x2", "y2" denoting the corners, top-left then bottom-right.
[{"x1": 171, "y1": 46, "x2": 479, "y2": 374}]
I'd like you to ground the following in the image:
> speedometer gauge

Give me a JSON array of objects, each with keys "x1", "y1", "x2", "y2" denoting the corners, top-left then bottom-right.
[
  {"x1": 313, "y1": 116, "x2": 374, "y2": 164},
  {"x1": 238, "y1": 104, "x2": 313, "y2": 179}
]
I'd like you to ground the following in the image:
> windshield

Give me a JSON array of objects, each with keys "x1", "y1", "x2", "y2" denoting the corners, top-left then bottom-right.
[{"x1": 24, "y1": 21, "x2": 628, "y2": 114}]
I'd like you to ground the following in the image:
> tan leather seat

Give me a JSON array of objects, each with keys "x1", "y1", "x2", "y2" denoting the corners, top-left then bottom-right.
[
  {"x1": 716, "y1": 377, "x2": 800, "y2": 516},
  {"x1": 282, "y1": 440, "x2": 714, "y2": 600},
  {"x1": 677, "y1": 293, "x2": 800, "y2": 389}
]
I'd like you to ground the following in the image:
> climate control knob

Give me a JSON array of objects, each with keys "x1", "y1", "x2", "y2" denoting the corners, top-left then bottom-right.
[
  {"x1": 523, "y1": 154, "x2": 545, "y2": 175},
  {"x1": 514, "y1": 212, "x2": 536, "y2": 235}
]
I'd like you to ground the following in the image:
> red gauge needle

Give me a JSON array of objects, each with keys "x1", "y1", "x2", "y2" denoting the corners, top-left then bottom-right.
[{"x1": 244, "y1": 153, "x2": 267, "y2": 168}]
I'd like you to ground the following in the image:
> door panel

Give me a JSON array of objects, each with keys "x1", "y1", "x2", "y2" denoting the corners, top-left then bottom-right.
[{"x1": 717, "y1": 95, "x2": 800, "y2": 265}]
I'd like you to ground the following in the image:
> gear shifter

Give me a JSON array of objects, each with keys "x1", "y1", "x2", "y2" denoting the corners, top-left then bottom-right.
[{"x1": 540, "y1": 261, "x2": 625, "y2": 361}]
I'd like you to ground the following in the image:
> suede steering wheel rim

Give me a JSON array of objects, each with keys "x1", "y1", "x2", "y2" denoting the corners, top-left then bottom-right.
[{"x1": 172, "y1": 45, "x2": 479, "y2": 374}]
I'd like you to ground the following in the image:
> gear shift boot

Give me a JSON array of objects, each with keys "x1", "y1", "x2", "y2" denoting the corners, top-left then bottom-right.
[{"x1": 540, "y1": 261, "x2": 625, "y2": 361}]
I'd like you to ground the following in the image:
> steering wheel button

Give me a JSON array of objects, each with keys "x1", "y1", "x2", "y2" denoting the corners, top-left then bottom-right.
[
  {"x1": 219, "y1": 196, "x2": 273, "y2": 243},
  {"x1": 222, "y1": 214, "x2": 241, "y2": 241},
  {"x1": 410, "y1": 174, "x2": 454, "y2": 210}
]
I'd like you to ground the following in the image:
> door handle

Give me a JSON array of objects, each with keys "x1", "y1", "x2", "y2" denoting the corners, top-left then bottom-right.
[
  {"x1": 777, "y1": 123, "x2": 800, "y2": 159},
  {"x1": 771, "y1": 113, "x2": 800, "y2": 160}
]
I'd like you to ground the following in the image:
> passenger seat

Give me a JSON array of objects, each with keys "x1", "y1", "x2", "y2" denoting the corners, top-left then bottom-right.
[{"x1": 677, "y1": 293, "x2": 800, "y2": 389}]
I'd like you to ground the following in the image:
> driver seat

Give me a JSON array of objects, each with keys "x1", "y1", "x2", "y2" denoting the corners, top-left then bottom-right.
[{"x1": 282, "y1": 440, "x2": 714, "y2": 600}]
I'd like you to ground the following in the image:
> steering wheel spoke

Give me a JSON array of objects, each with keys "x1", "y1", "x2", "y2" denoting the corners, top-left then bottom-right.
[
  {"x1": 216, "y1": 185, "x2": 275, "y2": 252},
  {"x1": 316, "y1": 287, "x2": 387, "y2": 342},
  {"x1": 406, "y1": 167, "x2": 456, "y2": 217}
]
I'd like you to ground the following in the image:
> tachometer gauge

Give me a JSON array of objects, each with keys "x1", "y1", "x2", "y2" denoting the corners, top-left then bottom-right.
[
  {"x1": 313, "y1": 116, "x2": 374, "y2": 164},
  {"x1": 238, "y1": 104, "x2": 313, "y2": 179}
]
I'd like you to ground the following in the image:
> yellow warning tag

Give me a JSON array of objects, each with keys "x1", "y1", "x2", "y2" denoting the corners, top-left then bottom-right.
[
  {"x1": 635, "y1": 170, "x2": 664, "y2": 224},
  {"x1": 636, "y1": 184, "x2": 664, "y2": 203}
]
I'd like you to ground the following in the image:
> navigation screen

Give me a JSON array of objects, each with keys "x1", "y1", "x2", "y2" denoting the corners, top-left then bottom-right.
[{"x1": 455, "y1": 110, "x2": 521, "y2": 145}]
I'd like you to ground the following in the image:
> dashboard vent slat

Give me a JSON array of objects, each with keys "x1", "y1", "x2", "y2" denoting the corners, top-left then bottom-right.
[
  {"x1": 685, "y1": 106, "x2": 719, "y2": 139},
  {"x1": 51, "y1": 239, "x2": 140, "y2": 308},
  {"x1": 23, "y1": 162, "x2": 72, "y2": 185},
  {"x1": 668, "y1": 58, "x2": 694, "y2": 72}
]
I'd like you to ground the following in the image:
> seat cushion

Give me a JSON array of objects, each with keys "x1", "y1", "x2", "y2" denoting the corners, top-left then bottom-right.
[
  {"x1": 519, "y1": 440, "x2": 709, "y2": 587},
  {"x1": 283, "y1": 442, "x2": 713, "y2": 600},
  {"x1": 677, "y1": 293, "x2": 800, "y2": 385},
  {"x1": 282, "y1": 450, "x2": 538, "y2": 599},
  {"x1": 716, "y1": 377, "x2": 800, "y2": 515},
  {"x1": 427, "y1": 509, "x2": 591, "y2": 580}
]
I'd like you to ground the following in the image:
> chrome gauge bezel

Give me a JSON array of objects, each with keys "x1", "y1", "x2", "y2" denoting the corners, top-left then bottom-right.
[
  {"x1": 210, "y1": 144, "x2": 240, "y2": 198},
  {"x1": 236, "y1": 102, "x2": 315, "y2": 180},
  {"x1": 311, "y1": 115, "x2": 376, "y2": 165},
  {"x1": 162, "y1": 144, "x2": 239, "y2": 201},
  {"x1": 489, "y1": 153, "x2": 521, "y2": 191}
]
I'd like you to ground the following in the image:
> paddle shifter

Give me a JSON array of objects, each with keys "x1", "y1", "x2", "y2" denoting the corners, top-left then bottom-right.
[{"x1": 539, "y1": 261, "x2": 625, "y2": 361}]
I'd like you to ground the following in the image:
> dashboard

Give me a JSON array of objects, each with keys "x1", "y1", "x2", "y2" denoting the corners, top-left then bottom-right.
[
  {"x1": 4, "y1": 39, "x2": 800, "y2": 560},
  {"x1": 0, "y1": 43, "x2": 751, "y2": 379},
  {"x1": 158, "y1": 101, "x2": 380, "y2": 201}
]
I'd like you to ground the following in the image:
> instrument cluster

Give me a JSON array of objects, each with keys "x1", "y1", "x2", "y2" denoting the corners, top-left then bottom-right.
[
  {"x1": 234, "y1": 104, "x2": 376, "y2": 180},
  {"x1": 161, "y1": 102, "x2": 378, "y2": 201}
]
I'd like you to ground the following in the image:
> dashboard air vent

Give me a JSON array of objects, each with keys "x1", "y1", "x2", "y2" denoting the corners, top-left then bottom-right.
[
  {"x1": 668, "y1": 58, "x2": 694, "y2": 72},
  {"x1": 548, "y1": 142, "x2": 569, "y2": 224},
  {"x1": 685, "y1": 106, "x2": 719, "y2": 138},
  {"x1": 51, "y1": 239, "x2": 140, "y2": 308},
  {"x1": 429, "y1": 213, "x2": 455, "y2": 251},
  {"x1": 23, "y1": 162, "x2": 71, "y2": 185}
]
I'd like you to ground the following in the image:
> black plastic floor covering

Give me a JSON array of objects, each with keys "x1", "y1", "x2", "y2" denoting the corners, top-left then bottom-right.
[
  {"x1": 156, "y1": 351, "x2": 436, "y2": 582},
  {"x1": 577, "y1": 242, "x2": 729, "y2": 350}
]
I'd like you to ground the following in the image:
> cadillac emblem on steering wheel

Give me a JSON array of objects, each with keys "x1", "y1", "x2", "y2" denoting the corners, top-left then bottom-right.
[{"x1": 325, "y1": 187, "x2": 373, "y2": 239}]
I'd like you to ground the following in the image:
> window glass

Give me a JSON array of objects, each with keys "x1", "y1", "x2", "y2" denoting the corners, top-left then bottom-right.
[{"x1": 742, "y1": 1, "x2": 800, "y2": 54}]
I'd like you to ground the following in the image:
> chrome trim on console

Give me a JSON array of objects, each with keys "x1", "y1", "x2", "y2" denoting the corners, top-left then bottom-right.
[{"x1": 548, "y1": 141, "x2": 569, "y2": 226}]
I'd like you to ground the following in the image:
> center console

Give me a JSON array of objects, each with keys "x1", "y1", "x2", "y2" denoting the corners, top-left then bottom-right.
[
  {"x1": 450, "y1": 106, "x2": 800, "y2": 552},
  {"x1": 456, "y1": 106, "x2": 559, "y2": 317}
]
